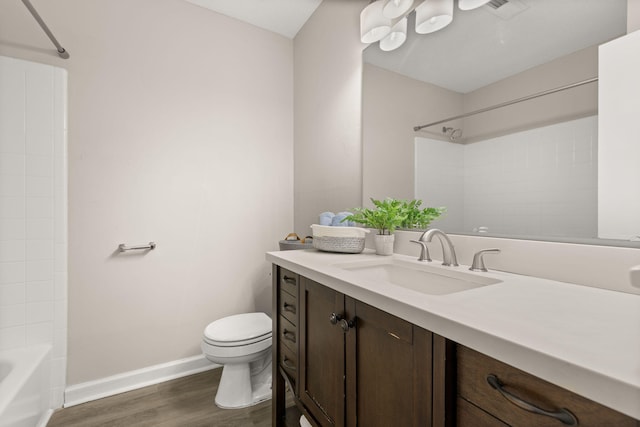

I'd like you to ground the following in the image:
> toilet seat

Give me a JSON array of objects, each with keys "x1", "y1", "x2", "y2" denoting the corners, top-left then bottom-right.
[
  {"x1": 203, "y1": 312, "x2": 272, "y2": 347},
  {"x1": 203, "y1": 333, "x2": 271, "y2": 347}
]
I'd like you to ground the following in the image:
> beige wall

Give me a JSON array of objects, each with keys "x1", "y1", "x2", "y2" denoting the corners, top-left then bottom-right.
[
  {"x1": 362, "y1": 64, "x2": 463, "y2": 202},
  {"x1": 293, "y1": 0, "x2": 367, "y2": 232},
  {"x1": 0, "y1": 0, "x2": 293, "y2": 385}
]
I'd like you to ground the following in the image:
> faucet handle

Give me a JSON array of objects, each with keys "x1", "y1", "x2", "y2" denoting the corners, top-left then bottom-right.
[
  {"x1": 469, "y1": 249, "x2": 501, "y2": 272},
  {"x1": 410, "y1": 240, "x2": 432, "y2": 262}
]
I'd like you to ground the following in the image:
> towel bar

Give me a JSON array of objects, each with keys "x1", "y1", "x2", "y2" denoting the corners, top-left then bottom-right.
[{"x1": 118, "y1": 242, "x2": 156, "y2": 252}]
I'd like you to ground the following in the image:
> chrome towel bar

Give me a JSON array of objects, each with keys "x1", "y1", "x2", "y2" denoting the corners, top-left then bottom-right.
[{"x1": 118, "y1": 242, "x2": 156, "y2": 252}]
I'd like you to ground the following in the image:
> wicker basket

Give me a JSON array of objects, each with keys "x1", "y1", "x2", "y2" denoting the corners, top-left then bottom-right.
[{"x1": 310, "y1": 225, "x2": 369, "y2": 254}]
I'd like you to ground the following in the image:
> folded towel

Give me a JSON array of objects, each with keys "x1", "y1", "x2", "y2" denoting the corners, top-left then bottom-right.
[
  {"x1": 331, "y1": 212, "x2": 349, "y2": 226},
  {"x1": 300, "y1": 415, "x2": 313, "y2": 427},
  {"x1": 319, "y1": 211, "x2": 335, "y2": 226},
  {"x1": 336, "y1": 211, "x2": 355, "y2": 227}
]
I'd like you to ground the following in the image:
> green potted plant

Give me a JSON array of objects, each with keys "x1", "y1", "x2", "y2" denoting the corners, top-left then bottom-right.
[
  {"x1": 400, "y1": 199, "x2": 446, "y2": 229},
  {"x1": 342, "y1": 198, "x2": 407, "y2": 255}
]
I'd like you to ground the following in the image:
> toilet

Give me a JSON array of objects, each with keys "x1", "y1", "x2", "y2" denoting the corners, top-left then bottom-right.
[{"x1": 201, "y1": 312, "x2": 273, "y2": 409}]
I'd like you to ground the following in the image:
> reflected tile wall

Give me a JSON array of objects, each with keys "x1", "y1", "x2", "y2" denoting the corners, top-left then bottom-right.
[
  {"x1": 463, "y1": 116, "x2": 597, "y2": 237},
  {"x1": 0, "y1": 55, "x2": 67, "y2": 408},
  {"x1": 415, "y1": 116, "x2": 597, "y2": 238}
]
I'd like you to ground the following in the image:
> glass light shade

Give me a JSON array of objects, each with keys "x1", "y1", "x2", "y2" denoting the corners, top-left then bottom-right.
[
  {"x1": 380, "y1": 17, "x2": 407, "y2": 51},
  {"x1": 415, "y1": 0, "x2": 453, "y2": 34},
  {"x1": 458, "y1": 0, "x2": 491, "y2": 10},
  {"x1": 382, "y1": 0, "x2": 414, "y2": 19},
  {"x1": 361, "y1": 1, "x2": 392, "y2": 43}
]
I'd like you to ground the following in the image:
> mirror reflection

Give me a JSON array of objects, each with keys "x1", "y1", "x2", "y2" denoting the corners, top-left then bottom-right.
[{"x1": 362, "y1": 0, "x2": 637, "y2": 245}]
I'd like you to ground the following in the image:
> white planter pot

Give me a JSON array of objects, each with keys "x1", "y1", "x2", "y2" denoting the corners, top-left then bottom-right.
[{"x1": 374, "y1": 234, "x2": 395, "y2": 256}]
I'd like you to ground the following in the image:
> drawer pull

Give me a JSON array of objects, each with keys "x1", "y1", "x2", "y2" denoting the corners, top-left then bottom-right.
[
  {"x1": 487, "y1": 375, "x2": 578, "y2": 426},
  {"x1": 283, "y1": 276, "x2": 296, "y2": 285},
  {"x1": 283, "y1": 302, "x2": 296, "y2": 313},
  {"x1": 283, "y1": 329, "x2": 296, "y2": 343},
  {"x1": 282, "y1": 357, "x2": 296, "y2": 371}
]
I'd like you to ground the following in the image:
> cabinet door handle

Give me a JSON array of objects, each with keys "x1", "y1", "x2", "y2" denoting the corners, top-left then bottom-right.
[
  {"x1": 329, "y1": 312, "x2": 343, "y2": 325},
  {"x1": 283, "y1": 302, "x2": 296, "y2": 313},
  {"x1": 486, "y1": 375, "x2": 578, "y2": 426},
  {"x1": 283, "y1": 329, "x2": 296, "y2": 343},
  {"x1": 282, "y1": 357, "x2": 296, "y2": 371},
  {"x1": 283, "y1": 276, "x2": 296, "y2": 285},
  {"x1": 339, "y1": 318, "x2": 355, "y2": 333}
]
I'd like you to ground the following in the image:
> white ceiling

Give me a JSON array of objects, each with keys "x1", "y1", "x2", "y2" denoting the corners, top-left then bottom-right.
[
  {"x1": 364, "y1": 0, "x2": 627, "y2": 93},
  {"x1": 183, "y1": 0, "x2": 322, "y2": 39}
]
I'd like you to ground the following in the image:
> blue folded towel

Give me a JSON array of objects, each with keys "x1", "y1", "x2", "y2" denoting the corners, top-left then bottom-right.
[
  {"x1": 319, "y1": 212, "x2": 335, "y2": 226},
  {"x1": 332, "y1": 211, "x2": 354, "y2": 227}
]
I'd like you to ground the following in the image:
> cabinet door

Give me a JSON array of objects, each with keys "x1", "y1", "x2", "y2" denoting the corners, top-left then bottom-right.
[
  {"x1": 345, "y1": 298, "x2": 433, "y2": 427},
  {"x1": 299, "y1": 277, "x2": 346, "y2": 427}
]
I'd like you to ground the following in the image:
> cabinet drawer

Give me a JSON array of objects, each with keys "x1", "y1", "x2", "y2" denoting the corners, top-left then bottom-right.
[
  {"x1": 279, "y1": 290, "x2": 297, "y2": 325},
  {"x1": 280, "y1": 268, "x2": 298, "y2": 297},
  {"x1": 280, "y1": 340, "x2": 297, "y2": 387},
  {"x1": 457, "y1": 397, "x2": 508, "y2": 427},
  {"x1": 279, "y1": 316, "x2": 297, "y2": 353},
  {"x1": 457, "y1": 345, "x2": 638, "y2": 427}
]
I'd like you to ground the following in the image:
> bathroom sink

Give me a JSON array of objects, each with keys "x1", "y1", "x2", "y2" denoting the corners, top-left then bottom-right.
[{"x1": 333, "y1": 258, "x2": 501, "y2": 296}]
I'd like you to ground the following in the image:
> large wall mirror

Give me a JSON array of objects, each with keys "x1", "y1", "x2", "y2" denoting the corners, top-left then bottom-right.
[{"x1": 362, "y1": 0, "x2": 639, "y2": 247}]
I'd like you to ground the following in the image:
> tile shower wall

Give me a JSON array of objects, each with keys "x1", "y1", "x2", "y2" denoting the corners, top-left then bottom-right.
[
  {"x1": 416, "y1": 115, "x2": 597, "y2": 238},
  {"x1": 0, "y1": 55, "x2": 67, "y2": 408}
]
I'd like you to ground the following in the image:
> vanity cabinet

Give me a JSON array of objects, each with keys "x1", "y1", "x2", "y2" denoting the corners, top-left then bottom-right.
[
  {"x1": 273, "y1": 265, "x2": 452, "y2": 427},
  {"x1": 269, "y1": 249, "x2": 640, "y2": 426},
  {"x1": 456, "y1": 344, "x2": 639, "y2": 427}
]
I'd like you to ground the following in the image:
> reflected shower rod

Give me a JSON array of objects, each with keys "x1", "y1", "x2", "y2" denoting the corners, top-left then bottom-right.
[
  {"x1": 21, "y1": 0, "x2": 69, "y2": 59},
  {"x1": 413, "y1": 77, "x2": 598, "y2": 132}
]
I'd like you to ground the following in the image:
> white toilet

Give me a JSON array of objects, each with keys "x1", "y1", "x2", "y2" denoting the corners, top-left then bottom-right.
[{"x1": 201, "y1": 312, "x2": 273, "y2": 409}]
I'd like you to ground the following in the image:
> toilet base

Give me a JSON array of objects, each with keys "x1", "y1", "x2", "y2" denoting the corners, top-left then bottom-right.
[{"x1": 214, "y1": 353, "x2": 272, "y2": 409}]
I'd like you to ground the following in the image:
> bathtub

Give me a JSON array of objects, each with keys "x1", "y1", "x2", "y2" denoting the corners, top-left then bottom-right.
[{"x1": 0, "y1": 345, "x2": 51, "y2": 427}]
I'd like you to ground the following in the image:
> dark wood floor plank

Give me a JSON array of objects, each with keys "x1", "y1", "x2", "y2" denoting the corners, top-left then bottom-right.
[{"x1": 47, "y1": 368, "x2": 274, "y2": 427}]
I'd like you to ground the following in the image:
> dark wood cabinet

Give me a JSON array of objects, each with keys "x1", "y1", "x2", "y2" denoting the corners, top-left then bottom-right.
[
  {"x1": 274, "y1": 267, "x2": 449, "y2": 427},
  {"x1": 344, "y1": 297, "x2": 433, "y2": 427},
  {"x1": 299, "y1": 276, "x2": 346, "y2": 426}
]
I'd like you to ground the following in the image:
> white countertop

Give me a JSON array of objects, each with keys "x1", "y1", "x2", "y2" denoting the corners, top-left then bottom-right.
[{"x1": 266, "y1": 249, "x2": 640, "y2": 419}]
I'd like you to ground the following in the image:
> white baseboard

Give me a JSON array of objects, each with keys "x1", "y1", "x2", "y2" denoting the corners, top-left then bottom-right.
[
  {"x1": 36, "y1": 409, "x2": 54, "y2": 427},
  {"x1": 64, "y1": 355, "x2": 219, "y2": 408}
]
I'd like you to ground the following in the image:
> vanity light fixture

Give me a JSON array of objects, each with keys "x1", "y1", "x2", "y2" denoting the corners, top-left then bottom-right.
[
  {"x1": 380, "y1": 17, "x2": 408, "y2": 51},
  {"x1": 415, "y1": 0, "x2": 453, "y2": 34},
  {"x1": 361, "y1": 0, "x2": 493, "y2": 51},
  {"x1": 360, "y1": 0, "x2": 392, "y2": 43}
]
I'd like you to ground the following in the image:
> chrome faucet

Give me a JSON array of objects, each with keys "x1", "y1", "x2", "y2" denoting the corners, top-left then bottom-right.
[
  {"x1": 410, "y1": 237, "x2": 431, "y2": 262},
  {"x1": 419, "y1": 229, "x2": 459, "y2": 267},
  {"x1": 469, "y1": 249, "x2": 501, "y2": 272}
]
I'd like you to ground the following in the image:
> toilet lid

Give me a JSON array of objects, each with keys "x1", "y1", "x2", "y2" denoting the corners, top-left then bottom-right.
[{"x1": 204, "y1": 312, "x2": 271, "y2": 343}]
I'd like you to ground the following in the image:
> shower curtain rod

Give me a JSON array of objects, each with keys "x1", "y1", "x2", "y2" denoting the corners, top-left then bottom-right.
[
  {"x1": 413, "y1": 76, "x2": 598, "y2": 132},
  {"x1": 21, "y1": 0, "x2": 69, "y2": 59}
]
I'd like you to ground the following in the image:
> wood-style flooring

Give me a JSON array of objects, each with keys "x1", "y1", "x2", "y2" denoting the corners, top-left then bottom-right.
[{"x1": 47, "y1": 368, "x2": 274, "y2": 427}]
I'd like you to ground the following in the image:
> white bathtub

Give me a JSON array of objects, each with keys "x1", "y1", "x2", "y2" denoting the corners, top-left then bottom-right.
[{"x1": 0, "y1": 345, "x2": 51, "y2": 427}]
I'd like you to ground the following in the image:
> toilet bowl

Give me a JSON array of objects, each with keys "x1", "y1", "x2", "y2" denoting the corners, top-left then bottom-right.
[{"x1": 201, "y1": 312, "x2": 272, "y2": 409}]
